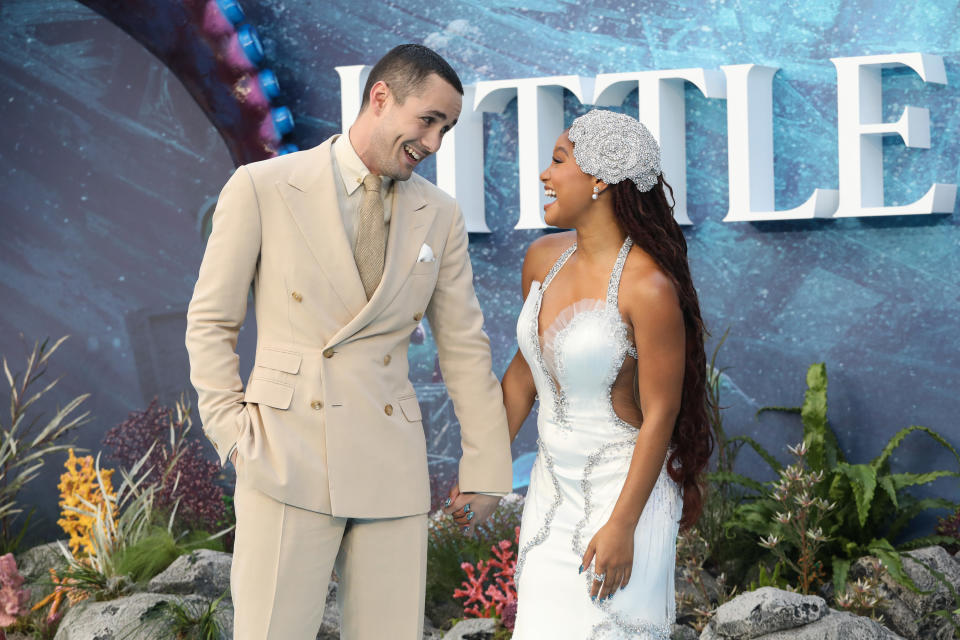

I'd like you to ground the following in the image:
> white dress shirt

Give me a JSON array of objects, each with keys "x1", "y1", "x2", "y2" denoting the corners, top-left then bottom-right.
[{"x1": 332, "y1": 132, "x2": 394, "y2": 250}]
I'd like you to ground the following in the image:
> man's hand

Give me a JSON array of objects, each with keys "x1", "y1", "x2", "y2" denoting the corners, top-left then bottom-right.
[{"x1": 442, "y1": 483, "x2": 500, "y2": 535}]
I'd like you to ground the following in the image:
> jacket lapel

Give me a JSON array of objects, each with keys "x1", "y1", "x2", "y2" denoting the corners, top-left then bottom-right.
[
  {"x1": 327, "y1": 176, "x2": 437, "y2": 347},
  {"x1": 277, "y1": 137, "x2": 368, "y2": 319}
]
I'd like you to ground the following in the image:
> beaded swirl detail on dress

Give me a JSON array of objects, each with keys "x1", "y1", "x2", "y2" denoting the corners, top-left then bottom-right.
[
  {"x1": 513, "y1": 439, "x2": 562, "y2": 586},
  {"x1": 527, "y1": 242, "x2": 578, "y2": 433}
]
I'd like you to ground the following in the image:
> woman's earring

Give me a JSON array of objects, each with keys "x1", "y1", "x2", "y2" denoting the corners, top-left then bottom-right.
[{"x1": 592, "y1": 186, "x2": 599, "y2": 200}]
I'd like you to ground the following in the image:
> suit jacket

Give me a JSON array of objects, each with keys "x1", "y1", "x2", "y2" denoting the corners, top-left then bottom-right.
[{"x1": 185, "y1": 135, "x2": 512, "y2": 518}]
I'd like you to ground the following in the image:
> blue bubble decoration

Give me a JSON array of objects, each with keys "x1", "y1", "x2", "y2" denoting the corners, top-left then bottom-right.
[
  {"x1": 271, "y1": 106, "x2": 294, "y2": 137},
  {"x1": 237, "y1": 25, "x2": 264, "y2": 67},
  {"x1": 215, "y1": 0, "x2": 245, "y2": 25},
  {"x1": 258, "y1": 69, "x2": 280, "y2": 101}
]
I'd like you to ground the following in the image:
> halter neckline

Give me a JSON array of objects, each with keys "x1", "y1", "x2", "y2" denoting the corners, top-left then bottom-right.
[{"x1": 540, "y1": 236, "x2": 634, "y2": 311}]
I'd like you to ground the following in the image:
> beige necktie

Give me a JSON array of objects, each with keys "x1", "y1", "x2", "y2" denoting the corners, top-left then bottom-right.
[{"x1": 355, "y1": 173, "x2": 385, "y2": 300}]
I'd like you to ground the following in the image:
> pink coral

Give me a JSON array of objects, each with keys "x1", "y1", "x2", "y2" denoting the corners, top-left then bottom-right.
[
  {"x1": 0, "y1": 553, "x2": 29, "y2": 627},
  {"x1": 453, "y1": 527, "x2": 519, "y2": 620}
]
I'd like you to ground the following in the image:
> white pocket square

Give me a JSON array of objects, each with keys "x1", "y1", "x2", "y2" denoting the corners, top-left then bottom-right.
[{"x1": 416, "y1": 243, "x2": 436, "y2": 263}]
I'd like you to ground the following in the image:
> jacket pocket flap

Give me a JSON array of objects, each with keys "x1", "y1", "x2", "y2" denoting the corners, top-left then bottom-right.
[
  {"x1": 245, "y1": 378, "x2": 294, "y2": 410},
  {"x1": 398, "y1": 395, "x2": 421, "y2": 422},
  {"x1": 256, "y1": 347, "x2": 302, "y2": 374}
]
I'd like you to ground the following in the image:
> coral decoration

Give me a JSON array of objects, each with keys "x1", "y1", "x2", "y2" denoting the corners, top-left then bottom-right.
[
  {"x1": 0, "y1": 553, "x2": 29, "y2": 627},
  {"x1": 103, "y1": 399, "x2": 224, "y2": 531},
  {"x1": 453, "y1": 526, "x2": 519, "y2": 619},
  {"x1": 57, "y1": 449, "x2": 117, "y2": 558},
  {"x1": 31, "y1": 568, "x2": 88, "y2": 624}
]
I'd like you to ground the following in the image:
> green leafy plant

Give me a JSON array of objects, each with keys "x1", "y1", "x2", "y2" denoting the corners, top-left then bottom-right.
[
  {"x1": 748, "y1": 561, "x2": 788, "y2": 591},
  {"x1": 727, "y1": 363, "x2": 960, "y2": 592},
  {"x1": 140, "y1": 590, "x2": 230, "y2": 640},
  {"x1": 113, "y1": 527, "x2": 225, "y2": 584},
  {"x1": 1, "y1": 336, "x2": 89, "y2": 553}
]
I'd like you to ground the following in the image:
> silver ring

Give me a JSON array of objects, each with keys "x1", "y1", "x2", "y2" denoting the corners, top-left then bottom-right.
[{"x1": 595, "y1": 572, "x2": 606, "y2": 582}]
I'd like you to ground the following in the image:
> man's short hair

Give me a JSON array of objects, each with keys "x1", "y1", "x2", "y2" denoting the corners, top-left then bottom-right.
[{"x1": 360, "y1": 44, "x2": 464, "y2": 110}]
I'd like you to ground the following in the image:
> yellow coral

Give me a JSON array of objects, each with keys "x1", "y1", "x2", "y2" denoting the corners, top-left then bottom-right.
[{"x1": 56, "y1": 449, "x2": 117, "y2": 558}]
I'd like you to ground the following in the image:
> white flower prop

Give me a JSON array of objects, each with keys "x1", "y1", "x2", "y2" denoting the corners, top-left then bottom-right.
[{"x1": 568, "y1": 109, "x2": 662, "y2": 192}]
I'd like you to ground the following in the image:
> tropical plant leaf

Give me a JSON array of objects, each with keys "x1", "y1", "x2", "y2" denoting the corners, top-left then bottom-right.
[
  {"x1": 868, "y1": 538, "x2": 918, "y2": 592},
  {"x1": 707, "y1": 470, "x2": 766, "y2": 494},
  {"x1": 832, "y1": 556, "x2": 851, "y2": 594},
  {"x1": 836, "y1": 463, "x2": 877, "y2": 528},
  {"x1": 890, "y1": 470, "x2": 959, "y2": 491},
  {"x1": 874, "y1": 425, "x2": 960, "y2": 470},
  {"x1": 799, "y1": 363, "x2": 844, "y2": 471},
  {"x1": 756, "y1": 405, "x2": 802, "y2": 416},
  {"x1": 877, "y1": 475, "x2": 898, "y2": 509},
  {"x1": 898, "y1": 535, "x2": 960, "y2": 551},
  {"x1": 728, "y1": 435, "x2": 783, "y2": 473},
  {"x1": 801, "y1": 363, "x2": 828, "y2": 432},
  {"x1": 888, "y1": 497, "x2": 956, "y2": 542}
]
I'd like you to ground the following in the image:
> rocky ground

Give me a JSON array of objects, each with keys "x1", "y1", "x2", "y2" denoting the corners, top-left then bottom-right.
[{"x1": 13, "y1": 544, "x2": 960, "y2": 639}]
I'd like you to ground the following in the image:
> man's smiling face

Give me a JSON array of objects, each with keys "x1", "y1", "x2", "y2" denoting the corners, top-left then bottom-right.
[{"x1": 367, "y1": 73, "x2": 462, "y2": 181}]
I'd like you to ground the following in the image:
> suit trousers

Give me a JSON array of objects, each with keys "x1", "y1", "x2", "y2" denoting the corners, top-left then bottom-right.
[{"x1": 231, "y1": 482, "x2": 428, "y2": 639}]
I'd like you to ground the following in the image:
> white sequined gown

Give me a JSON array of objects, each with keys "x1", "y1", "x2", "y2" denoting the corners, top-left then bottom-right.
[{"x1": 512, "y1": 238, "x2": 682, "y2": 640}]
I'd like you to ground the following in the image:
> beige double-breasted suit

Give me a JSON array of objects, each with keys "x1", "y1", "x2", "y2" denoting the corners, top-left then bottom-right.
[{"x1": 185, "y1": 134, "x2": 512, "y2": 638}]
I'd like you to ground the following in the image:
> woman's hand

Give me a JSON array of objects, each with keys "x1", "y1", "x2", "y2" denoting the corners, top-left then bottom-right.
[
  {"x1": 580, "y1": 519, "x2": 635, "y2": 601},
  {"x1": 441, "y1": 482, "x2": 500, "y2": 535}
]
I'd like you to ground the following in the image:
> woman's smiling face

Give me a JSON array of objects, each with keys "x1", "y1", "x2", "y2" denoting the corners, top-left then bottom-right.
[{"x1": 539, "y1": 130, "x2": 602, "y2": 228}]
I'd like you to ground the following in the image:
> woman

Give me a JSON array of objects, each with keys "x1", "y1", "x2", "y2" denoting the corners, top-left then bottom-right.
[{"x1": 472, "y1": 109, "x2": 711, "y2": 638}]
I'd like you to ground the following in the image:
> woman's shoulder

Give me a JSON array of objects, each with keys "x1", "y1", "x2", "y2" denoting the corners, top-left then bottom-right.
[
  {"x1": 620, "y1": 246, "x2": 679, "y2": 309},
  {"x1": 523, "y1": 231, "x2": 576, "y2": 278},
  {"x1": 519, "y1": 231, "x2": 575, "y2": 296}
]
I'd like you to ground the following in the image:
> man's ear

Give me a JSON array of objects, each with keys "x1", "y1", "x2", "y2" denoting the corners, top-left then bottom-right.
[{"x1": 368, "y1": 80, "x2": 390, "y2": 115}]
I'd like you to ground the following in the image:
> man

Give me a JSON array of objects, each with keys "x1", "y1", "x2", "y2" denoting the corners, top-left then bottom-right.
[{"x1": 185, "y1": 44, "x2": 512, "y2": 639}]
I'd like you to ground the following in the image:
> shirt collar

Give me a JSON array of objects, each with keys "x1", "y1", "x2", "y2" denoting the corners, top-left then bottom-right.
[{"x1": 334, "y1": 132, "x2": 393, "y2": 197}]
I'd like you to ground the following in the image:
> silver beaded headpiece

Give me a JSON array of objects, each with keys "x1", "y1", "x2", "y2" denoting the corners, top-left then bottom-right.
[{"x1": 567, "y1": 109, "x2": 661, "y2": 192}]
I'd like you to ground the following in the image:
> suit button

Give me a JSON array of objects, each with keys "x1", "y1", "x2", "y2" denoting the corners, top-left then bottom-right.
[
  {"x1": 384, "y1": 404, "x2": 393, "y2": 416},
  {"x1": 413, "y1": 312, "x2": 423, "y2": 322},
  {"x1": 291, "y1": 291, "x2": 303, "y2": 302},
  {"x1": 383, "y1": 355, "x2": 391, "y2": 366},
  {"x1": 323, "y1": 348, "x2": 335, "y2": 358},
  {"x1": 310, "y1": 400, "x2": 324, "y2": 410}
]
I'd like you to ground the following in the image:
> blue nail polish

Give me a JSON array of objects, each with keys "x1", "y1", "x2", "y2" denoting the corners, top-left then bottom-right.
[
  {"x1": 591, "y1": 595, "x2": 597, "y2": 602},
  {"x1": 578, "y1": 564, "x2": 583, "y2": 574},
  {"x1": 462, "y1": 526, "x2": 470, "y2": 533},
  {"x1": 464, "y1": 503, "x2": 472, "y2": 513},
  {"x1": 443, "y1": 498, "x2": 451, "y2": 507},
  {"x1": 467, "y1": 512, "x2": 474, "y2": 521}
]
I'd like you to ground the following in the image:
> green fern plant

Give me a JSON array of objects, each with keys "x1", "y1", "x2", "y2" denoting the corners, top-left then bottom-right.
[{"x1": 727, "y1": 363, "x2": 960, "y2": 593}]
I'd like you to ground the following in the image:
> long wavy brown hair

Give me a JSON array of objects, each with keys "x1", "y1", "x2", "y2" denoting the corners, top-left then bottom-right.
[{"x1": 609, "y1": 175, "x2": 713, "y2": 530}]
